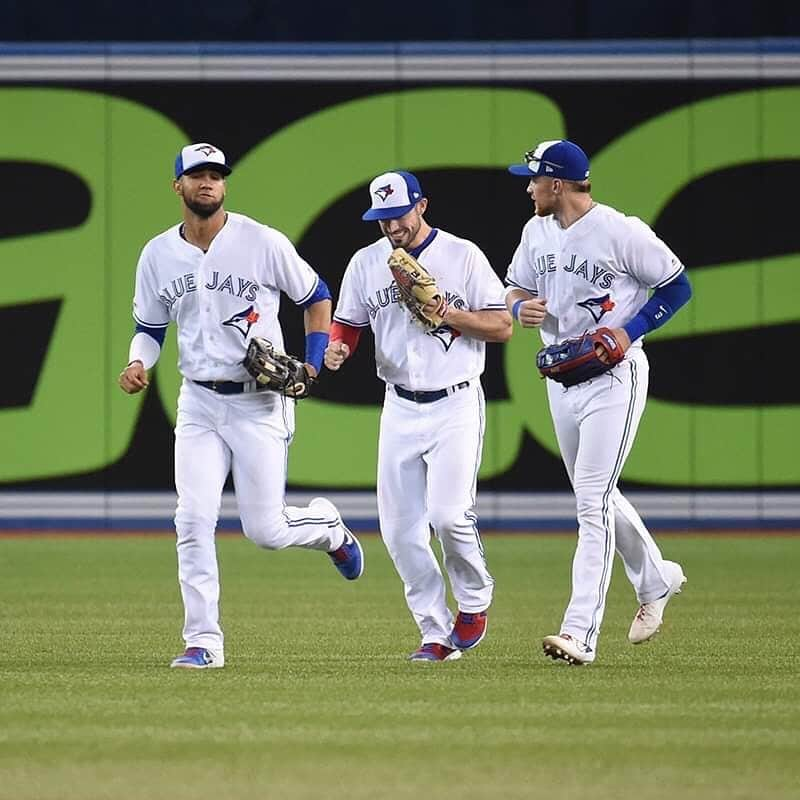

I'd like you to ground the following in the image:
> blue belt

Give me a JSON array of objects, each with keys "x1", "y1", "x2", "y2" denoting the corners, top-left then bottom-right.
[
  {"x1": 193, "y1": 379, "x2": 266, "y2": 395},
  {"x1": 393, "y1": 381, "x2": 470, "y2": 404}
]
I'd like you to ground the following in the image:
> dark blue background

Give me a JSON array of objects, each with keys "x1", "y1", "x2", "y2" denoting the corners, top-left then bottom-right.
[{"x1": 2, "y1": 0, "x2": 797, "y2": 41}]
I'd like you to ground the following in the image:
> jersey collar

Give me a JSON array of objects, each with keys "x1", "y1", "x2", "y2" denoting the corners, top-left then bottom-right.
[{"x1": 408, "y1": 227, "x2": 438, "y2": 259}]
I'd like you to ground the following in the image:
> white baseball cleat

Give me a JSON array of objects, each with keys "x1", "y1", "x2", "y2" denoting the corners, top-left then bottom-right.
[
  {"x1": 628, "y1": 561, "x2": 687, "y2": 644},
  {"x1": 542, "y1": 633, "x2": 595, "y2": 665}
]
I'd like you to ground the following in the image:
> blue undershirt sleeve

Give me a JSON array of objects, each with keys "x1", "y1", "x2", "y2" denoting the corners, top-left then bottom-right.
[
  {"x1": 135, "y1": 323, "x2": 167, "y2": 346},
  {"x1": 623, "y1": 271, "x2": 692, "y2": 343},
  {"x1": 301, "y1": 277, "x2": 332, "y2": 309}
]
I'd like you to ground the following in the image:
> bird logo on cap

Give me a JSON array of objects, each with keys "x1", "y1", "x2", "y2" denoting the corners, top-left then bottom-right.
[
  {"x1": 194, "y1": 145, "x2": 217, "y2": 156},
  {"x1": 374, "y1": 184, "x2": 394, "y2": 202}
]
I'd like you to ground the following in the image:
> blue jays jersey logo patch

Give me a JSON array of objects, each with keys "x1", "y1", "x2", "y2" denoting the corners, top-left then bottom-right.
[
  {"x1": 426, "y1": 294, "x2": 466, "y2": 351},
  {"x1": 577, "y1": 294, "x2": 615, "y2": 323},
  {"x1": 428, "y1": 324, "x2": 461, "y2": 351},
  {"x1": 223, "y1": 305, "x2": 260, "y2": 338},
  {"x1": 374, "y1": 184, "x2": 394, "y2": 201}
]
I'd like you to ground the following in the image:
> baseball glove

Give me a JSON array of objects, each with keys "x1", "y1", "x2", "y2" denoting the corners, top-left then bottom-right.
[
  {"x1": 536, "y1": 327, "x2": 625, "y2": 387},
  {"x1": 387, "y1": 247, "x2": 447, "y2": 330},
  {"x1": 243, "y1": 337, "x2": 315, "y2": 399}
]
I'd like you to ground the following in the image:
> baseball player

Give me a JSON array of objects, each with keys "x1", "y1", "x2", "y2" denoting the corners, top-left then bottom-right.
[
  {"x1": 118, "y1": 142, "x2": 364, "y2": 670},
  {"x1": 504, "y1": 140, "x2": 692, "y2": 665},
  {"x1": 324, "y1": 171, "x2": 512, "y2": 661}
]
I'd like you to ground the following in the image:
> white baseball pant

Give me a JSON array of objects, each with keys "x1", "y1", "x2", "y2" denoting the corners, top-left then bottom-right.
[
  {"x1": 173, "y1": 379, "x2": 345, "y2": 654},
  {"x1": 377, "y1": 382, "x2": 494, "y2": 647},
  {"x1": 546, "y1": 347, "x2": 673, "y2": 652}
]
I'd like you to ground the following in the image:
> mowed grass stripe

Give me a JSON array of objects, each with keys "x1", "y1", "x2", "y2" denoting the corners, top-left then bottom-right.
[{"x1": 0, "y1": 535, "x2": 797, "y2": 800}]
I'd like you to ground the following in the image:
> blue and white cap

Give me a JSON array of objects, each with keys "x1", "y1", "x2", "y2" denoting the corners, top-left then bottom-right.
[
  {"x1": 362, "y1": 171, "x2": 425, "y2": 221},
  {"x1": 508, "y1": 139, "x2": 590, "y2": 181},
  {"x1": 174, "y1": 142, "x2": 232, "y2": 179}
]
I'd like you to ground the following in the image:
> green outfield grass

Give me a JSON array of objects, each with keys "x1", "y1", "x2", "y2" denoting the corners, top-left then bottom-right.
[{"x1": 0, "y1": 533, "x2": 797, "y2": 800}]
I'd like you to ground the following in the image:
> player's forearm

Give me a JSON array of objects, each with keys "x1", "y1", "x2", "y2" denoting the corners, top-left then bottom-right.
[
  {"x1": 128, "y1": 328, "x2": 164, "y2": 369},
  {"x1": 303, "y1": 298, "x2": 332, "y2": 335},
  {"x1": 330, "y1": 320, "x2": 362, "y2": 355},
  {"x1": 505, "y1": 288, "x2": 546, "y2": 328},
  {"x1": 505, "y1": 288, "x2": 532, "y2": 315},
  {"x1": 445, "y1": 309, "x2": 513, "y2": 342},
  {"x1": 622, "y1": 271, "x2": 692, "y2": 342}
]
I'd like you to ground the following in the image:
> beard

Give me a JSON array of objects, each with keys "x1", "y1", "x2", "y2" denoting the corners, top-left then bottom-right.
[
  {"x1": 385, "y1": 219, "x2": 421, "y2": 250},
  {"x1": 184, "y1": 195, "x2": 224, "y2": 219}
]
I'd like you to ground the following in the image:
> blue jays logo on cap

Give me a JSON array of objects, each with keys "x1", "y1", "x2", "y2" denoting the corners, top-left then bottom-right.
[
  {"x1": 374, "y1": 184, "x2": 395, "y2": 201},
  {"x1": 174, "y1": 142, "x2": 232, "y2": 179},
  {"x1": 362, "y1": 171, "x2": 424, "y2": 221},
  {"x1": 508, "y1": 139, "x2": 590, "y2": 182}
]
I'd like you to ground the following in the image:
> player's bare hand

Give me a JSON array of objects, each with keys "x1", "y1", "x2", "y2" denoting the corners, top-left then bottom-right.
[
  {"x1": 423, "y1": 296, "x2": 448, "y2": 318},
  {"x1": 517, "y1": 298, "x2": 548, "y2": 327},
  {"x1": 595, "y1": 327, "x2": 631, "y2": 363},
  {"x1": 118, "y1": 361, "x2": 149, "y2": 394},
  {"x1": 324, "y1": 341, "x2": 350, "y2": 371}
]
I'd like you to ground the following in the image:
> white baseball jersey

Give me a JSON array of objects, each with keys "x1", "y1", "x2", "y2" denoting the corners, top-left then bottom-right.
[
  {"x1": 334, "y1": 229, "x2": 507, "y2": 390},
  {"x1": 505, "y1": 203, "x2": 684, "y2": 346},
  {"x1": 132, "y1": 211, "x2": 318, "y2": 382}
]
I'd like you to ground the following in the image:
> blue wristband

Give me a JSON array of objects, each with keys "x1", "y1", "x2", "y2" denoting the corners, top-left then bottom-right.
[
  {"x1": 304, "y1": 331, "x2": 329, "y2": 374},
  {"x1": 512, "y1": 299, "x2": 525, "y2": 322}
]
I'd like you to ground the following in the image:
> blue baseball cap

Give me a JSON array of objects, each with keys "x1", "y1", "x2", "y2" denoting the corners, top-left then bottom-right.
[
  {"x1": 362, "y1": 171, "x2": 425, "y2": 221},
  {"x1": 174, "y1": 142, "x2": 232, "y2": 179},
  {"x1": 508, "y1": 139, "x2": 590, "y2": 181}
]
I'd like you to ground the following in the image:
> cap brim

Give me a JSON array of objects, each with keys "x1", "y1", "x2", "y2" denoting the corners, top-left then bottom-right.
[
  {"x1": 508, "y1": 164, "x2": 534, "y2": 176},
  {"x1": 179, "y1": 161, "x2": 232, "y2": 178},
  {"x1": 361, "y1": 202, "x2": 416, "y2": 221}
]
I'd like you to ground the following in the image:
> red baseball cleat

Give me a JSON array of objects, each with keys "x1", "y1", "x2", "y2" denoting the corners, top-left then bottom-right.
[{"x1": 451, "y1": 610, "x2": 488, "y2": 650}]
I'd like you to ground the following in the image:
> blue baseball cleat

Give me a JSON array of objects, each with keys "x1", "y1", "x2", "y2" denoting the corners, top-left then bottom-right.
[
  {"x1": 169, "y1": 647, "x2": 224, "y2": 669},
  {"x1": 312, "y1": 497, "x2": 364, "y2": 580},
  {"x1": 327, "y1": 529, "x2": 364, "y2": 580}
]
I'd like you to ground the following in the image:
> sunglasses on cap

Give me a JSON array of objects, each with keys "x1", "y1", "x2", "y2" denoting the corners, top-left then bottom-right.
[{"x1": 523, "y1": 148, "x2": 564, "y2": 173}]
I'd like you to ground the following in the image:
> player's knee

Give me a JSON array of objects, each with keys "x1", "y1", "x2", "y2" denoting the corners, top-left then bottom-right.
[
  {"x1": 242, "y1": 515, "x2": 291, "y2": 550},
  {"x1": 428, "y1": 507, "x2": 464, "y2": 538},
  {"x1": 174, "y1": 509, "x2": 218, "y2": 542},
  {"x1": 574, "y1": 490, "x2": 607, "y2": 526}
]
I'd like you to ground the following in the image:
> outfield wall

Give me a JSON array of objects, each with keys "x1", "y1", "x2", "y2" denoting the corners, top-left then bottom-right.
[{"x1": 1, "y1": 41, "x2": 799, "y2": 529}]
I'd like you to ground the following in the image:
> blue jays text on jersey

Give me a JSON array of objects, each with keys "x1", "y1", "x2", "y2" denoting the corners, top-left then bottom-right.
[
  {"x1": 158, "y1": 271, "x2": 260, "y2": 309},
  {"x1": 366, "y1": 283, "x2": 466, "y2": 319},
  {"x1": 533, "y1": 253, "x2": 615, "y2": 289}
]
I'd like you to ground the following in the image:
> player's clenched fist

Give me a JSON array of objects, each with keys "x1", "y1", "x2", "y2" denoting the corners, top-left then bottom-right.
[
  {"x1": 324, "y1": 341, "x2": 350, "y2": 371},
  {"x1": 118, "y1": 360, "x2": 149, "y2": 394},
  {"x1": 516, "y1": 297, "x2": 548, "y2": 328}
]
